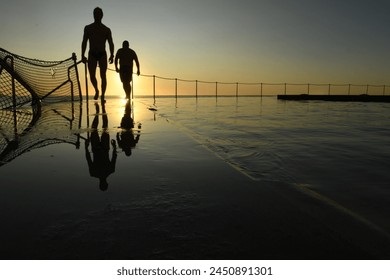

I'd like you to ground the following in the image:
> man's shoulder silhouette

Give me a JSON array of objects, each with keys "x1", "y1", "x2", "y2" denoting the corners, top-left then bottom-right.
[
  {"x1": 84, "y1": 22, "x2": 112, "y2": 52},
  {"x1": 85, "y1": 22, "x2": 111, "y2": 34},
  {"x1": 117, "y1": 47, "x2": 137, "y2": 65}
]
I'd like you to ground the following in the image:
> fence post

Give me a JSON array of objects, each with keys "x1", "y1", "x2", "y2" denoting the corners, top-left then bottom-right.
[
  {"x1": 195, "y1": 80, "x2": 198, "y2": 98},
  {"x1": 260, "y1": 83, "x2": 263, "y2": 97},
  {"x1": 10, "y1": 56, "x2": 16, "y2": 109},
  {"x1": 284, "y1": 83, "x2": 287, "y2": 95},
  {"x1": 383, "y1": 85, "x2": 386, "y2": 96},
  {"x1": 328, "y1": 84, "x2": 331, "y2": 95},
  {"x1": 215, "y1": 82, "x2": 218, "y2": 98},
  {"x1": 307, "y1": 83, "x2": 310, "y2": 95},
  {"x1": 131, "y1": 76, "x2": 134, "y2": 99},
  {"x1": 84, "y1": 62, "x2": 89, "y2": 102},
  {"x1": 366, "y1": 84, "x2": 369, "y2": 95},
  {"x1": 175, "y1": 78, "x2": 177, "y2": 99},
  {"x1": 10, "y1": 56, "x2": 17, "y2": 135},
  {"x1": 71, "y1": 53, "x2": 82, "y2": 101},
  {"x1": 348, "y1": 84, "x2": 351, "y2": 95},
  {"x1": 153, "y1": 75, "x2": 156, "y2": 100},
  {"x1": 236, "y1": 82, "x2": 239, "y2": 98}
]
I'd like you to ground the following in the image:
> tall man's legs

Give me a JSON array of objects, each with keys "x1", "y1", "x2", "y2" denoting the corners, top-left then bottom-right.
[
  {"x1": 99, "y1": 57, "x2": 108, "y2": 102},
  {"x1": 88, "y1": 57, "x2": 99, "y2": 100},
  {"x1": 123, "y1": 81, "x2": 131, "y2": 99}
]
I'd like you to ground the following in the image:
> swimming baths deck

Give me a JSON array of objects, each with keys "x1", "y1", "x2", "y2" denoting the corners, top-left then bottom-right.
[{"x1": 1, "y1": 97, "x2": 390, "y2": 259}]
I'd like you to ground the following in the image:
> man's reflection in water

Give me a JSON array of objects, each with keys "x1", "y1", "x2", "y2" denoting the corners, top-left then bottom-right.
[
  {"x1": 116, "y1": 100, "x2": 141, "y2": 156},
  {"x1": 85, "y1": 103, "x2": 117, "y2": 191}
]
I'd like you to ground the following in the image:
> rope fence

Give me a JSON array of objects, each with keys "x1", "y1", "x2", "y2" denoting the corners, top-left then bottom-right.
[{"x1": 105, "y1": 67, "x2": 390, "y2": 98}]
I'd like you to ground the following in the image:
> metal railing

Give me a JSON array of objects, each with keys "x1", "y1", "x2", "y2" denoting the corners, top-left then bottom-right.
[
  {"x1": 88, "y1": 66, "x2": 390, "y2": 99},
  {"x1": 133, "y1": 74, "x2": 390, "y2": 98}
]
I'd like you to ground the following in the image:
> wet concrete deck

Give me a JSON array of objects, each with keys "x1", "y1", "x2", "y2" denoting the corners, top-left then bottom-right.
[{"x1": 1, "y1": 99, "x2": 390, "y2": 259}]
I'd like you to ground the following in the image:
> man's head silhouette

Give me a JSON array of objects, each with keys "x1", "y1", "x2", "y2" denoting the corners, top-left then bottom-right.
[
  {"x1": 122, "y1": 40, "x2": 130, "y2": 49},
  {"x1": 93, "y1": 7, "x2": 103, "y2": 22}
]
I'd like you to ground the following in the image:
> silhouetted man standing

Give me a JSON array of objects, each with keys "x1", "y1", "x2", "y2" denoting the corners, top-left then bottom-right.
[
  {"x1": 115, "y1": 40, "x2": 140, "y2": 99},
  {"x1": 82, "y1": 7, "x2": 114, "y2": 102}
]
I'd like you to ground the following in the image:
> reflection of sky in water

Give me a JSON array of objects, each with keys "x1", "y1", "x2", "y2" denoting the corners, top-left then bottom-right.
[
  {"x1": 154, "y1": 97, "x2": 390, "y2": 187},
  {"x1": 1, "y1": 99, "x2": 150, "y2": 187},
  {"x1": 2, "y1": 96, "x2": 390, "y2": 194},
  {"x1": 152, "y1": 97, "x2": 390, "y2": 231}
]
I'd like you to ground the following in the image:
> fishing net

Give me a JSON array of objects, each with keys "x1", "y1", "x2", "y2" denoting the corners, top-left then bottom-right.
[
  {"x1": 0, "y1": 48, "x2": 83, "y2": 166},
  {"x1": 0, "y1": 48, "x2": 81, "y2": 110}
]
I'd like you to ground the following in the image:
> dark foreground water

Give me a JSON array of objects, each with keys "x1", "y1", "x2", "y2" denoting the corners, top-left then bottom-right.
[
  {"x1": 1, "y1": 96, "x2": 390, "y2": 259},
  {"x1": 154, "y1": 97, "x2": 390, "y2": 232}
]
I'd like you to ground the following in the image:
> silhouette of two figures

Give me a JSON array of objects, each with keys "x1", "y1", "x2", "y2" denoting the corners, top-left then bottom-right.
[
  {"x1": 85, "y1": 102, "x2": 141, "y2": 191},
  {"x1": 82, "y1": 7, "x2": 141, "y2": 100}
]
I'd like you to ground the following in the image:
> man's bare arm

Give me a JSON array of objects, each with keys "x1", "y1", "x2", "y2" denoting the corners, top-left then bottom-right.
[
  {"x1": 107, "y1": 29, "x2": 114, "y2": 64},
  {"x1": 81, "y1": 27, "x2": 88, "y2": 63},
  {"x1": 134, "y1": 53, "x2": 140, "y2": 75},
  {"x1": 114, "y1": 52, "x2": 119, "y2": 72}
]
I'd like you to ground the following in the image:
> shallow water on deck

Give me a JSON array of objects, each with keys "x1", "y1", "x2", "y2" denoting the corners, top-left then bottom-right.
[
  {"x1": 151, "y1": 97, "x2": 390, "y2": 185},
  {"x1": 148, "y1": 96, "x2": 390, "y2": 230},
  {"x1": 1, "y1": 96, "x2": 390, "y2": 258}
]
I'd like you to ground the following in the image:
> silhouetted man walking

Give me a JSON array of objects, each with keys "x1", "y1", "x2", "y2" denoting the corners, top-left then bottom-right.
[
  {"x1": 81, "y1": 7, "x2": 114, "y2": 102},
  {"x1": 115, "y1": 40, "x2": 140, "y2": 99}
]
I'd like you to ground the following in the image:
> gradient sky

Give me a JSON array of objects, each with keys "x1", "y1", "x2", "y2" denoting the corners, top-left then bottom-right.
[{"x1": 1, "y1": 0, "x2": 390, "y2": 88}]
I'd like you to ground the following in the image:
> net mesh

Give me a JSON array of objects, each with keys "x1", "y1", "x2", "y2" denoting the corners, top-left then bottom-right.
[
  {"x1": 0, "y1": 48, "x2": 81, "y2": 110},
  {"x1": 0, "y1": 48, "x2": 82, "y2": 166}
]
